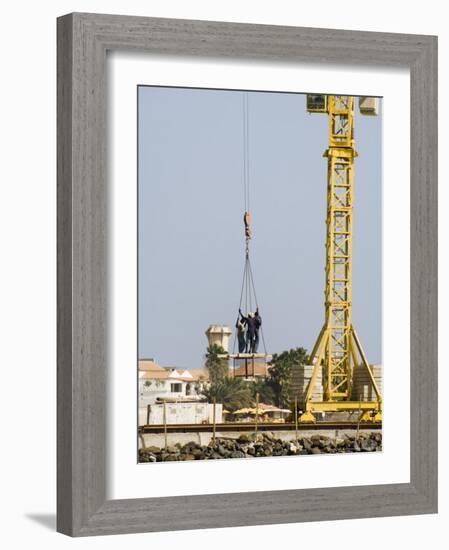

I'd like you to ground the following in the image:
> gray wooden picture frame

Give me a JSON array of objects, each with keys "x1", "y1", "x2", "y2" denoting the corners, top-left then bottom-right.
[{"x1": 57, "y1": 12, "x2": 438, "y2": 537}]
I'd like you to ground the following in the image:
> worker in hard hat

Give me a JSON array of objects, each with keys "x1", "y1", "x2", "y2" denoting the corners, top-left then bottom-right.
[
  {"x1": 239, "y1": 309, "x2": 257, "y2": 353},
  {"x1": 235, "y1": 315, "x2": 246, "y2": 353},
  {"x1": 253, "y1": 308, "x2": 262, "y2": 353}
]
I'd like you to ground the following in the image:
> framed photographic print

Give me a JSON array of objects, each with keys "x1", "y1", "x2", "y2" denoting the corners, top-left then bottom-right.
[
  {"x1": 57, "y1": 13, "x2": 437, "y2": 536},
  {"x1": 136, "y1": 87, "x2": 384, "y2": 459}
]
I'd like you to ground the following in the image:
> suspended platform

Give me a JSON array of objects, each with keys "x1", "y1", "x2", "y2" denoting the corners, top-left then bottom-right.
[
  {"x1": 218, "y1": 353, "x2": 272, "y2": 379},
  {"x1": 218, "y1": 353, "x2": 272, "y2": 359}
]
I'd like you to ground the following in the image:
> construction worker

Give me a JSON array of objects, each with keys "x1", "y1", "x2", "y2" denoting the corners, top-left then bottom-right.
[
  {"x1": 235, "y1": 316, "x2": 246, "y2": 353},
  {"x1": 239, "y1": 309, "x2": 257, "y2": 353},
  {"x1": 253, "y1": 308, "x2": 262, "y2": 352}
]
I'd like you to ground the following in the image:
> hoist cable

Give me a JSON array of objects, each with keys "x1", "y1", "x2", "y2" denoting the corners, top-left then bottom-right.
[
  {"x1": 247, "y1": 255, "x2": 267, "y2": 354},
  {"x1": 232, "y1": 253, "x2": 249, "y2": 354},
  {"x1": 242, "y1": 93, "x2": 248, "y2": 212},
  {"x1": 234, "y1": 91, "x2": 268, "y2": 357},
  {"x1": 245, "y1": 93, "x2": 250, "y2": 212},
  {"x1": 245, "y1": 255, "x2": 250, "y2": 314}
]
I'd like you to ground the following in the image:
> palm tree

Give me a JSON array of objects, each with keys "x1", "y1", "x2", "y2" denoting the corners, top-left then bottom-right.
[
  {"x1": 268, "y1": 347, "x2": 308, "y2": 408},
  {"x1": 250, "y1": 378, "x2": 275, "y2": 405},
  {"x1": 205, "y1": 344, "x2": 229, "y2": 384},
  {"x1": 203, "y1": 376, "x2": 253, "y2": 412}
]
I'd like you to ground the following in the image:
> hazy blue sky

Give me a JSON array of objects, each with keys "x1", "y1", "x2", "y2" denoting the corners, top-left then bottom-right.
[{"x1": 138, "y1": 87, "x2": 382, "y2": 369}]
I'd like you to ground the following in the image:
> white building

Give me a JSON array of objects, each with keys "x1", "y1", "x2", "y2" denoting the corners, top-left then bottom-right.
[
  {"x1": 138, "y1": 359, "x2": 211, "y2": 426},
  {"x1": 144, "y1": 401, "x2": 222, "y2": 426},
  {"x1": 138, "y1": 359, "x2": 209, "y2": 402}
]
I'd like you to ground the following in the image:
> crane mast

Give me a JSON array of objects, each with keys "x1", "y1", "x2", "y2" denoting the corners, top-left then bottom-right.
[{"x1": 300, "y1": 95, "x2": 382, "y2": 422}]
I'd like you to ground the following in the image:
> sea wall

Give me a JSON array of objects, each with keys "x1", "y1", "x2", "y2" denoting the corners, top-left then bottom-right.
[{"x1": 139, "y1": 430, "x2": 382, "y2": 462}]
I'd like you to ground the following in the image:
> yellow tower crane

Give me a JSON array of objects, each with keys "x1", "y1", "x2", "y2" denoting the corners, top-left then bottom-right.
[{"x1": 299, "y1": 95, "x2": 382, "y2": 423}]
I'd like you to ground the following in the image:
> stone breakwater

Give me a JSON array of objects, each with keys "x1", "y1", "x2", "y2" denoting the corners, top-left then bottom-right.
[{"x1": 138, "y1": 431, "x2": 382, "y2": 462}]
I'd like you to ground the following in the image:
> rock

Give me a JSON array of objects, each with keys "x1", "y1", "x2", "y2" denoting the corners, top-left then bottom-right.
[
  {"x1": 181, "y1": 453, "x2": 195, "y2": 461},
  {"x1": 144, "y1": 445, "x2": 161, "y2": 454},
  {"x1": 353, "y1": 440, "x2": 361, "y2": 452},
  {"x1": 166, "y1": 445, "x2": 178, "y2": 454},
  {"x1": 182, "y1": 441, "x2": 200, "y2": 453},
  {"x1": 216, "y1": 445, "x2": 225, "y2": 455},
  {"x1": 361, "y1": 438, "x2": 376, "y2": 452},
  {"x1": 230, "y1": 450, "x2": 246, "y2": 459},
  {"x1": 311, "y1": 447, "x2": 322, "y2": 454},
  {"x1": 164, "y1": 454, "x2": 178, "y2": 461},
  {"x1": 302, "y1": 438, "x2": 312, "y2": 451},
  {"x1": 238, "y1": 434, "x2": 251, "y2": 443},
  {"x1": 192, "y1": 449, "x2": 205, "y2": 459},
  {"x1": 139, "y1": 453, "x2": 156, "y2": 463}
]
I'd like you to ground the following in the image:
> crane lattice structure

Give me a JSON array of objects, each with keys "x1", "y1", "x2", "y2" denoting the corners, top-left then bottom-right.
[{"x1": 299, "y1": 95, "x2": 382, "y2": 423}]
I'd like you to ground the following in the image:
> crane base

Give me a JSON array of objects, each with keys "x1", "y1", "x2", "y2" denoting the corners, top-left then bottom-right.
[
  {"x1": 298, "y1": 411, "x2": 317, "y2": 423},
  {"x1": 359, "y1": 410, "x2": 382, "y2": 423},
  {"x1": 298, "y1": 400, "x2": 382, "y2": 423}
]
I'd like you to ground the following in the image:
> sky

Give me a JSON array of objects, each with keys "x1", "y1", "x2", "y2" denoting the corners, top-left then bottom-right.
[{"x1": 138, "y1": 87, "x2": 382, "y2": 369}]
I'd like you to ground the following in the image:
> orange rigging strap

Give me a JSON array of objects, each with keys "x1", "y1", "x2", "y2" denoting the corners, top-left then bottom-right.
[{"x1": 243, "y1": 211, "x2": 251, "y2": 240}]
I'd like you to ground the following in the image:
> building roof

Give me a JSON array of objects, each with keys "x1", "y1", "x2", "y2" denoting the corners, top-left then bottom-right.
[
  {"x1": 138, "y1": 360, "x2": 208, "y2": 383},
  {"x1": 187, "y1": 368, "x2": 209, "y2": 381},
  {"x1": 139, "y1": 359, "x2": 165, "y2": 372},
  {"x1": 138, "y1": 360, "x2": 169, "y2": 380},
  {"x1": 167, "y1": 369, "x2": 194, "y2": 382}
]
